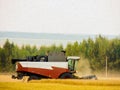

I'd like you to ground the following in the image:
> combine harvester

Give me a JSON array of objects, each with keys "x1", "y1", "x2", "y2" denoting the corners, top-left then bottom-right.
[{"x1": 12, "y1": 51, "x2": 97, "y2": 81}]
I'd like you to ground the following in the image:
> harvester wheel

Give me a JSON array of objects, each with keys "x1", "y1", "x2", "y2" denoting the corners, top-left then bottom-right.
[{"x1": 59, "y1": 73, "x2": 73, "y2": 79}]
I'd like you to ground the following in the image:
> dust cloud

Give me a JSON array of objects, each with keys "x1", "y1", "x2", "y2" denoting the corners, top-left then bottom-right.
[
  {"x1": 75, "y1": 57, "x2": 120, "y2": 79},
  {"x1": 76, "y1": 57, "x2": 92, "y2": 76}
]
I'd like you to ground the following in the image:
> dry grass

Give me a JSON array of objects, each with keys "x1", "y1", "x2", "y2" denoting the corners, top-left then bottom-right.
[{"x1": 0, "y1": 74, "x2": 21, "y2": 82}]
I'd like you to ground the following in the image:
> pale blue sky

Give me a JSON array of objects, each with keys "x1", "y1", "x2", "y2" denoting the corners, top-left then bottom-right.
[{"x1": 0, "y1": 0, "x2": 120, "y2": 35}]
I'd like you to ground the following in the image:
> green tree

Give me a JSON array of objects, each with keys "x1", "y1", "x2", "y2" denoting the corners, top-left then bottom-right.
[
  {"x1": 11, "y1": 44, "x2": 20, "y2": 58},
  {"x1": 31, "y1": 45, "x2": 38, "y2": 55},
  {"x1": 72, "y1": 41, "x2": 80, "y2": 56},
  {"x1": 3, "y1": 39, "x2": 14, "y2": 71},
  {"x1": 86, "y1": 38, "x2": 94, "y2": 59},
  {"x1": 65, "y1": 43, "x2": 73, "y2": 56},
  {"x1": 39, "y1": 45, "x2": 49, "y2": 55},
  {"x1": 79, "y1": 39, "x2": 87, "y2": 57},
  {"x1": 56, "y1": 44, "x2": 63, "y2": 52},
  {"x1": 107, "y1": 39, "x2": 120, "y2": 71},
  {"x1": 0, "y1": 49, "x2": 6, "y2": 72}
]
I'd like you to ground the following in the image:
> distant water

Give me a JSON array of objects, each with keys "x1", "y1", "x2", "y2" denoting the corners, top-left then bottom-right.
[
  {"x1": 0, "y1": 37, "x2": 77, "y2": 48},
  {"x1": 0, "y1": 31, "x2": 96, "y2": 40},
  {"x1": 0, "y1": 31, "x2": 118, "y2": 48}
]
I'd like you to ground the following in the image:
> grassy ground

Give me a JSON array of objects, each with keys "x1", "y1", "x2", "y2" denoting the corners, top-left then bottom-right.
[{"x1": 0, "y1": 75, "x2": 120, "y2": 90}]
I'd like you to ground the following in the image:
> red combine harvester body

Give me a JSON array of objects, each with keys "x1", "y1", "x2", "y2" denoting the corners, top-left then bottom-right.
[
  {"x1": 12, "y1": 51, "x2": 80, "y2": 80},
  {"x1": 12, "y1": 51, "x2": 97, "y2": 80},
  {"x1": 16, "y1": 62, "x2": 70, "y2": 79}
]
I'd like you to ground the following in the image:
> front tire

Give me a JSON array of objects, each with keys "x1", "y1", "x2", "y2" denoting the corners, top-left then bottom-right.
[{"x1": 59, "y1": 73, "x2": 73, "y2": 79}]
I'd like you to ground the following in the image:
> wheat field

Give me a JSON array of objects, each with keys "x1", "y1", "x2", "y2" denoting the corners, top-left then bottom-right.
[{"x1": 0, "y1": 75, "x2": 120, "y2": 90}]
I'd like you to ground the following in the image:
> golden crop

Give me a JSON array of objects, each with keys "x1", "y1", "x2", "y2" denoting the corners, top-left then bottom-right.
[{"x1": 0, "y1": 79, "x2": 120, "y2": 90}]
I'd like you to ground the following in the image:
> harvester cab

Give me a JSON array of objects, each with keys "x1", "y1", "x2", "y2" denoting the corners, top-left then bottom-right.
[{"x1": 67, "y1": 56, "x2": 80, "y2": 72}]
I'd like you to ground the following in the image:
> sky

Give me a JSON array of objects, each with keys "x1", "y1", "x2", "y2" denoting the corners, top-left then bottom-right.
[{"x1": 0, "y1": 0, "x2": 120, "y2": 35}]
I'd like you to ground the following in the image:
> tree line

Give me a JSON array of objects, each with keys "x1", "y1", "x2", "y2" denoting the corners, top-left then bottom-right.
[{"x1": 0, "y1": 35, "x2": 120, "y2": 72}]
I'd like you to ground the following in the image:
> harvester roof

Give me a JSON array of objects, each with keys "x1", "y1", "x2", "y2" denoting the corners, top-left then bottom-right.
[{"x1": 67, "y1": 56, "x2": 80, "y2": 60}]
